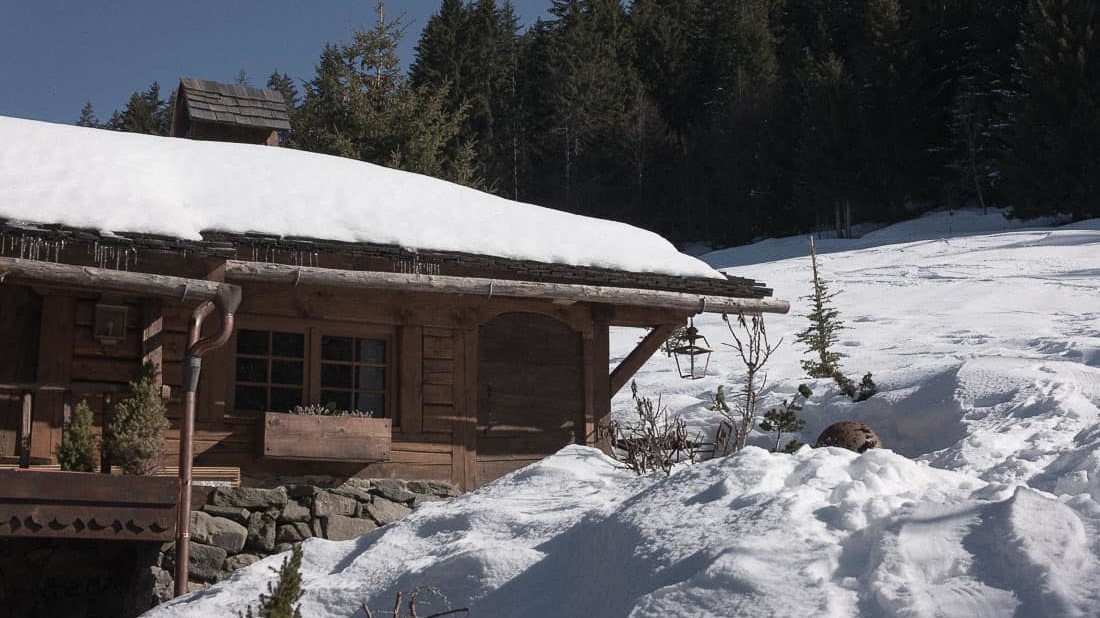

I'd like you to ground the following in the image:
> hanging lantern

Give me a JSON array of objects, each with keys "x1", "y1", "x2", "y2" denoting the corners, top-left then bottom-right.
[{"x1": 672, "y1": 317, "x2": 711, "y2": 380}]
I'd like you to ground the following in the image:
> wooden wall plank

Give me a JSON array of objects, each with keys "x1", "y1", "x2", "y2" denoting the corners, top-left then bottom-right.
[
  {"x1": 399, "y1": 325, "x2": 424, "y2": 433},
  {"x1": 31, "y1": 294, "x2": 75, "y2": 460},
  {"x1": 423, "y1": 334, "x2": 455, "y2": 360}
]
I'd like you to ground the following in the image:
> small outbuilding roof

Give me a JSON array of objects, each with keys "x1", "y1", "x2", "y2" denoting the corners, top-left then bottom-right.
[{"x1": 176, "y1": 77, "x2": 291, "y2": 131}]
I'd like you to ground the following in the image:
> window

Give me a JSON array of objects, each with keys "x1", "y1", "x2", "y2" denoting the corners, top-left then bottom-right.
[
  {"x1": 320, "y1": 335, "x2": 388, "y2": 416},
  {"x1": 232, "y1": 324, "x2": 394, "y2": 422},
  {"x1": 234, "y1": 329, "x2": 305, "y2": 413}
]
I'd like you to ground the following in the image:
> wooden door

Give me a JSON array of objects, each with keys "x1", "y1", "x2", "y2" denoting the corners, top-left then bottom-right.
[{"x1": 476, "y1": 313, "x2": 584, "y2": 484}]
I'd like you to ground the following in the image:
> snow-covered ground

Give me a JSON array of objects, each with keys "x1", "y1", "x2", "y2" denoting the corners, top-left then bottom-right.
[{"x1": 146, "y1": 209, "x2": 1100, "y2": 618}]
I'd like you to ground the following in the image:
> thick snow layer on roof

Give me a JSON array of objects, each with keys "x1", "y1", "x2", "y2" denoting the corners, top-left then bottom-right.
[{"x1": 0, "y1": 116, "x2": 722, "y2": 279}]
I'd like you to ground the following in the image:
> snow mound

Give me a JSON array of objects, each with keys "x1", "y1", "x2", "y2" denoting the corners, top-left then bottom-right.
[
  {"x1": 147, "y1": 446, "x2": 1100, "y2": 618},
  {"x1": 0, "y1": 116, "x2": 720, "y2": 279}
]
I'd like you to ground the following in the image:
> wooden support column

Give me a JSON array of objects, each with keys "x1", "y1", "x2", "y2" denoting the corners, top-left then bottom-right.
[
  {"x1": 31, "y1": 294, "x2": 75, "y2": 461},
  {"x1": 609, "y1": 323, "x2": 679, "y2": 397},
  {"x1": 451, "y1": 328, "x2": 477, "y2": 491},
  {"x1": 586, "y1": 305, "x2": 614, "y2": 451},
  {"x1": 142, "y1": 299, "x2": 164, "y2": 388},
  {"x1": 19, "y1": 392, "x2": 32, "y2": 467}
]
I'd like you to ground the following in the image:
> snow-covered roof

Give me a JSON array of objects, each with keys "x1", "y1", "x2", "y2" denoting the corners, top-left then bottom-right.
[{"x1": 0, "y1": 115, "x2": 722, "y2": 280}]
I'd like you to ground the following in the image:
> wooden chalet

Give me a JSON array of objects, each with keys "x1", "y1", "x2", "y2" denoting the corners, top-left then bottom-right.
[{"x1": 0, "y1": 113, "x2": 788, "y2": 496}]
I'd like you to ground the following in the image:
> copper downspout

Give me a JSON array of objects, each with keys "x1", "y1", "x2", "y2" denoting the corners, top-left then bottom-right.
[{"x1": 174, "y1": 284, "x2": 241, "y2": 597}]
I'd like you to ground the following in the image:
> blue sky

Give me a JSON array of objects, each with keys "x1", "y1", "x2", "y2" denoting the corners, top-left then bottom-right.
[{"x1": 0, "y1": 1, "x2": 549, "y2": 125}]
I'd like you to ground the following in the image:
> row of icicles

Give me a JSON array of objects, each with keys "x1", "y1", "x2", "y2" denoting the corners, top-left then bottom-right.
[{"x1": 0, "y1": 233, "x2": 328, "y2": 271}]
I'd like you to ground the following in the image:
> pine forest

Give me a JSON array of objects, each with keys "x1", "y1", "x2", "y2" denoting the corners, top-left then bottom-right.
[{"x1": 78, "y1": 0, "x2": 1100, "y2": 245}]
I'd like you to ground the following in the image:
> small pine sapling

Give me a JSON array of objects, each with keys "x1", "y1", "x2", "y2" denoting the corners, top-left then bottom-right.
[
  {"x1": 759, "y1": 384, "x2": 812, "y2": 453},
  {"x1": 240, "y1": 544, "x2": 304, "y2": 618},
  {"x1": 104, "y1": 363, "x2": 168, "y2": 475},
  {"x1": 857, "y1": 372, "x2": 878, "y2": 402},
  {"x1": 795, "y1": 236, "x2": 847, "y2": 381},
  {"x1": 56, "y1": 400, "x2": 97, "y2": 472},
  {"x1": 721, "y1": 312, "x2": 780, "y2": 451},
  {"x1": 795, "y1": 237, "x2": 877, "y2": 402}
]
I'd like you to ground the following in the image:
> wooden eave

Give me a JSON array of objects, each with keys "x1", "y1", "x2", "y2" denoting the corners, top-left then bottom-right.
[
  {"x1": 0, "y1": 221, "x2": 777, "y2": 301},
  {"x1": 224, "y1": 260, "x2": 790, "y2": 316}
]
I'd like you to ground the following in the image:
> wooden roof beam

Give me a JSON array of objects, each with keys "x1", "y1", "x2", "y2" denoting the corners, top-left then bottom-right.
[
  {"x1": 223, "y1": 261, "x2": 790, "y2": 315},
  {"x1": 0, "y1": 256, "x2": 235, "y2": 303},
  {"x1": 610, "y1": 323, "x2": 680, "y2": 397}
]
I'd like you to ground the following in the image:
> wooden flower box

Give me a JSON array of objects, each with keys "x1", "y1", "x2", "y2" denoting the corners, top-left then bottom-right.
[
  {"x1": 260, "y1": 412, "x2": 392, "y2": 462},
  {"x1": 0, "y1": 469, "x2": 178, "y2": 541}
]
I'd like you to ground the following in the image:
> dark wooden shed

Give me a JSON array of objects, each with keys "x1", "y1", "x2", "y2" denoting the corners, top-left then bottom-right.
[{"x1": 170, "y1": 77, "x2": 290, "y2": 145}]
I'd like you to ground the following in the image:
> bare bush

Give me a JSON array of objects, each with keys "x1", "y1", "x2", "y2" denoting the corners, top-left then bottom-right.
[
  {"x1": 606, "y1": 382, "x2": 700, "y2": 476},
  {"x1": 718, "y1": 313, "x2": 780, "y2": 451},
  {"x1": 364, "y1": 586, "x2": 469, "y2": 618}
]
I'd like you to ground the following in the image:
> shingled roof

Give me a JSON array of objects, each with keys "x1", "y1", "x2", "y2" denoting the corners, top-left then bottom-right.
[{"x1": 176, "y1": 77, "x2": 290, "y2": 131}]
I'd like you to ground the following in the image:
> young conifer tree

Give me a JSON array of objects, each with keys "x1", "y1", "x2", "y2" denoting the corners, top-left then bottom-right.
[
  {"x1": 104, "y1": 363, "x2": 168, "y2": 475},
  {"x1": 56, "y1": 400, "x2": 97, "y2": 472},
  {"x1": 241, "y1": 544, "x2": 304, "y2": 618},
  {"x1": 795, "y1": 236, "x2": 848, "y2": 380}
]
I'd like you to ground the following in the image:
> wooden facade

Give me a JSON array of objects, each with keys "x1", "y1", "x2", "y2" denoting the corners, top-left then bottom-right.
[{"x1": 0, "y1": 228, "x2": 787, "y2": 491}]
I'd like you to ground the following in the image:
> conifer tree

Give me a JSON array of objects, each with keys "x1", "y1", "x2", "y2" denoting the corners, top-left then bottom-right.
[
  {"x1": 104, "y1": 364, "x2": 168, "y2": 475},
  {"x1": 1003, "y1": 0, "x2": 1100, "y2": 220},
  {"x1": 76, "y1": 102, "x2": 101, "y2": 128},
  {"x1": 795, "y1": 236, "x2": 847, "y2": 380},
  {"x1": 295, "y1": 2, "x2": 477, "y2": 185},
  {"x1": 56, "y1": 400, "x2": 97, "y2": 472},
  {"x1": 759, "y1": 384, "x2": 811, "y2": 453},
  {"x1": 106, "y1": 82, "x2": 172, "y2": 136},
  {"x1": 241, "y1": 544, "x2": 304, "y2": 618}
]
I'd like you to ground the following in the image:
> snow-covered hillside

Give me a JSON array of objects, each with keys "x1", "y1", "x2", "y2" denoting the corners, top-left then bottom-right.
[{"x1": 146, "y1": 210, "x2": 1100, "y2": 618}]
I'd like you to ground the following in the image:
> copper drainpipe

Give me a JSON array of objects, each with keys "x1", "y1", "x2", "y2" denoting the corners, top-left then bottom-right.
[{"x1": 174, "y1": 284, "x2": 241, "y2": 597}]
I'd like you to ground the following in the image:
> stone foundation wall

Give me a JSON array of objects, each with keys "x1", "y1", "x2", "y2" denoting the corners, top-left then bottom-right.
[
  {"x1": 0, "y1": 478, "x2": 457, "y2": 617},
  {"x1": 161, "y1": 478, "x2": 458, "y2": 596}
]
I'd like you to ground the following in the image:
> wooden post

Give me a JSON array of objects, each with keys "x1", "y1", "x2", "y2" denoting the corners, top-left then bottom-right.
[
  {"x1": 18, "y1": 391, "x2": 32, "y2": 468},
  {"x1": 450, "y1": 328, "x2": 477, "y2": 490},
  {"x1": 591, "y1": 320, "x2": 611, "y2": 452}
]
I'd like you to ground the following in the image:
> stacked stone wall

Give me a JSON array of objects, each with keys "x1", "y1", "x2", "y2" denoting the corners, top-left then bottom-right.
[{"x1": 0, "y1": 478, "x2": 457, "y2": 617}]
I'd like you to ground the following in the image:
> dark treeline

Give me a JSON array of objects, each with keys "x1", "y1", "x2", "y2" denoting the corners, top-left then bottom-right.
[{"x1": 83, "y1": 0, "x2": 1100, "y2": 245}]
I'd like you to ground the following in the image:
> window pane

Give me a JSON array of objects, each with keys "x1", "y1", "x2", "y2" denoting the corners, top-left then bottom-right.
[
  {"x1": 272, "y1": 332, "x2": 305, "y2": 358},
  {"x1": 236, "y1": 357, "x2": 268, "y2": 383},
  {"x1": 320, "y1": 390, "x2": 351, "y2": 411},
  {"x1": 236, "y1": 329, "x2": 268, "y2": 355},
  {"x1": 358, "y1": 366, "x2": 385, "y2": 392},
  {"x1": 321, "y1": 336, "x2": 353, "y2": 361},
  {"x1": 270, "y1": 387, "x2": 303, "y2": 413},
  {"x1": 356, "y1": 392, "x2": 384, "y2": 417},
  {"x1": 358, "y1": 339, "x2": 386, "y2": 363},
  {"x1": 321, "y1": 363, "x2": 353, "y2": 388},
  {"x1": 235, "y1": 385, "x2": 266, "y2": 412},
  {"x1": 271, "y1": 360, "x2": 303, "y2": 385}
]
